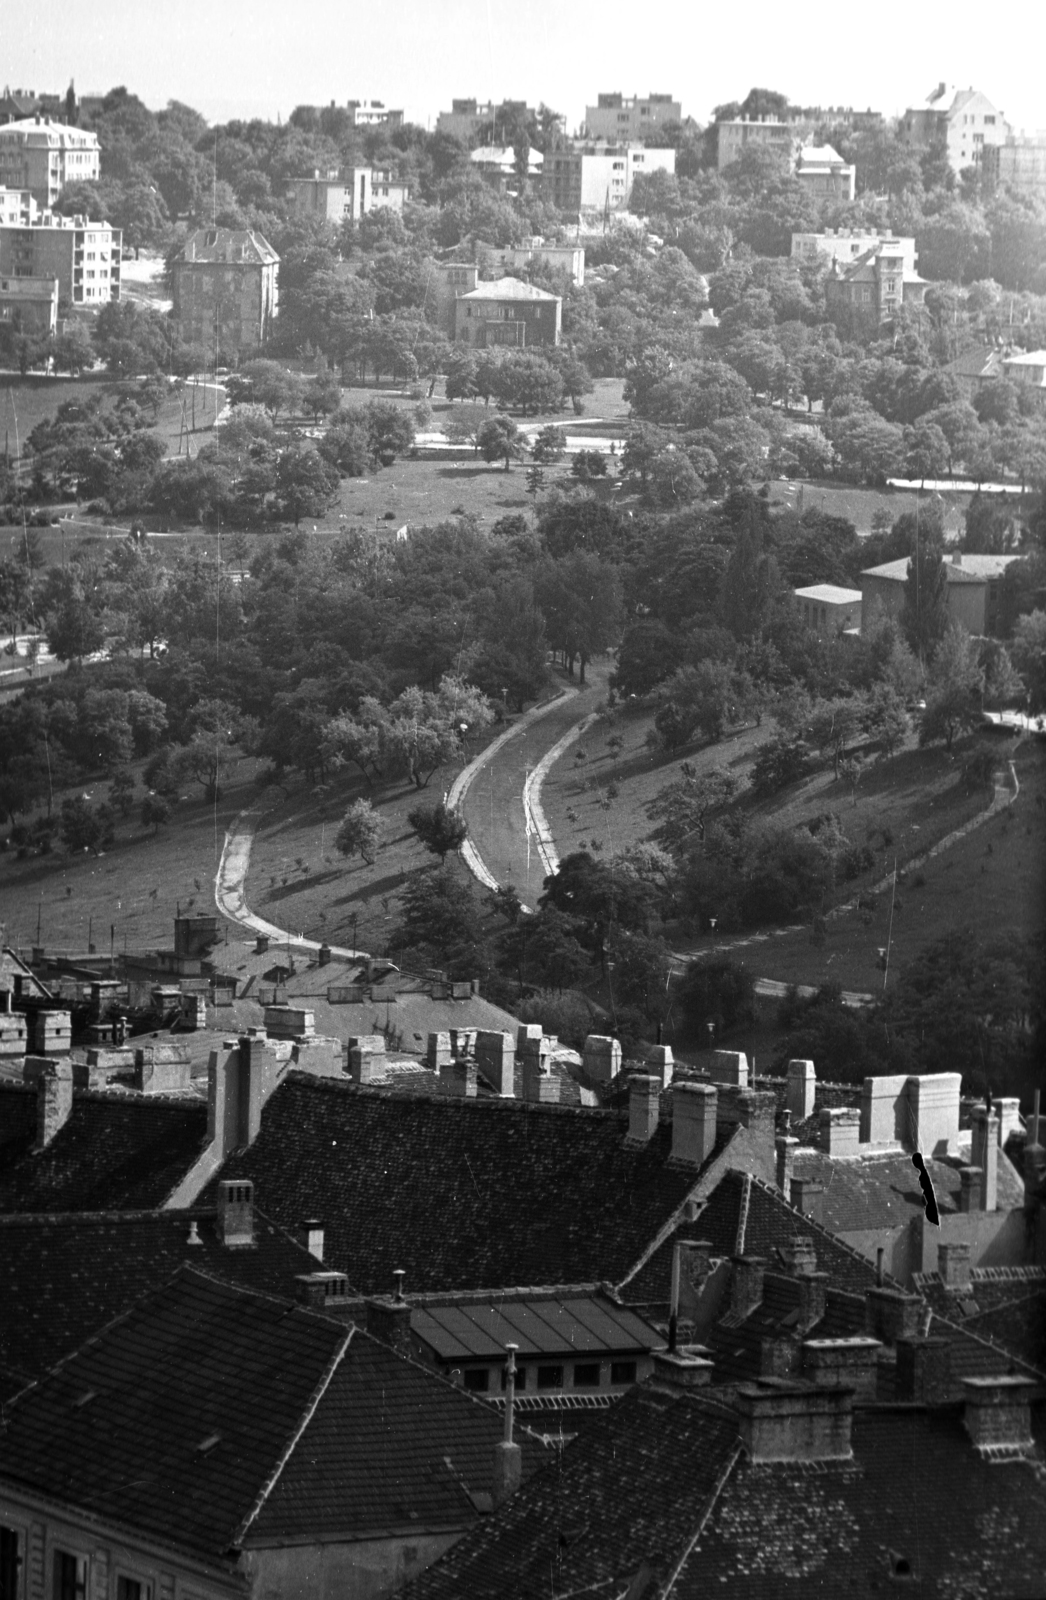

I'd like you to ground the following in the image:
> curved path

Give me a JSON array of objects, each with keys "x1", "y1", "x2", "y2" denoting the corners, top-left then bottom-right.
[{"x1": 214, "y1": 803, "x2": 366, "y2": 958}]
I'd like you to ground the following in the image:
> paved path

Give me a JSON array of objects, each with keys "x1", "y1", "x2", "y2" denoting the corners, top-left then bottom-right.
[{"x1": 213, "y1": 803, "x2": 366, "y2": 958}]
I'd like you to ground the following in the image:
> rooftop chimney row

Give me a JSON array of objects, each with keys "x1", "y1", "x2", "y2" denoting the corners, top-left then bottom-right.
[{"x1": 671, "y1": 1081, "x2": 717, "y2": 1166}]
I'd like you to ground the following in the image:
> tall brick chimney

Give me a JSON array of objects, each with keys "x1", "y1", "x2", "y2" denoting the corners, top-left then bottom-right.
[
  {"x1": 28, "y1": 1057, "x2": 74, "y2": 1149},
  {"x1": 896, "y1": 1336, "x2": 952, "y2": 1403},
  {"x1": 730, "y1": 1256, "x2": 766, "y2": 1319},
  {"x1": 628, "y1": 1074, "x2": 660, "y2": 1142},
  {"x1": 671, "y1": 1082, "x2": 717, "y2": 1166},
  {"x1": 970, "y1": 1108, "x2": 999, "y2": 1212},
  {"x1": 365, "y1": 1270, "x2": 413, "y2": 1356}
]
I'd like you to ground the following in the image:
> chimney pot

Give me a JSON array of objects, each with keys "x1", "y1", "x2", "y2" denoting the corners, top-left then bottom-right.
[
  {"x1": 866, "y1": 1286, "x2": 922, "y2": 1345},
  {"x1": 787, "y1": 1059, "x2": 816, "y2": 1121},
  {"x1": 628, "y1": 1073, "x2": 660, "y2": 1142},
  {"x1": 959, "y1": 1166, "x2": 982, "y2": 1213},
  {"x1": 819, "y1": 1106, "x2": 861, "y2": 1158},
  {"x1": 802, "y1": 1337, "x2": 881, "y2": 1399},
  {"x1": 970, "y1": 1108, "x2": 999, "y2": 1211},
  {"x1": 318, "y1": 942, "x2": 332, "y2": 967},
  {"x1": 711, "y1": 1049, "x2": 748, "y2": 1087},
  {"x1": 582, "y1": 1033, "x2": 621, "y2": 1083},
  {"x1": 26, "y1": 1056, "x2": 74, "y2": 1149},
  {"x1": 672, "y1": 1081, "x2": 717, "y2": 1166},
  {"x1": 440, "y1": 1057, "x2": 478, "y2": 1097},
  {"x1": 476, "y1": 1030, "x2": 515, "y2": 1097},
  {"x1": 217, "y1": 1178, "x2": 254, "y2": 1247},
  {"x1": 365, "y1": 1283, "x2": 413, "y2": 1355},
  {"x1": 776, "y1": 1135, "x2": 798, "y2": 1195},
  {"x1": 255, "y1": 934, "x2": 269, "y2": 954}
]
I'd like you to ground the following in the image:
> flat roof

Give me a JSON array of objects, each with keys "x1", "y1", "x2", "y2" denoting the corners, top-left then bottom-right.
[{"x1": 794, "y1": 584, "x2": 862, "y2": 604}]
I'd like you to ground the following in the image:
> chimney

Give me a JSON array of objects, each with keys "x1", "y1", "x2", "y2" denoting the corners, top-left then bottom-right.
[
  {"x1": 440, "y1": 1058, "x2": 478, "y2": 1097},
  {"x1": 896, "y1": 1336, "x2": 953, "y2": 1403},
  {"x1": 318, "y1": 942, "x2": 332, "y2": 967},
  {"x1": 787, "y1": 1059, "x2": 816, "y2": 1121},
  {"x1": 298, "y1": 1218, "x2": 325, "y2": 1262},
  {"x1": 28, "y1": 1057, "x2": 74, "y2": 1149},
  {"x1": 710, "y1": 1049, "x2": 747, "y2": 1087},
  {"x1": 476, "y1": 1030, "x2": 515, "y2": 1097},
  {"x1": 365, "y1": 1270, "x2": 413, "y2": 1356},
  {"x1": 582, "y1": 1033, "x2": 621, "y2": 1083},
  {"x1": 993, "y1": 1098, "x2": 1021, "y2": 1144},
  {"x1": 730, "y1": 1255, "x2": 766, "y2": 1319},
  {"x1": 426, "y1": 1031, "x2": 453, "y2": 1070},
  {"x1": 217, "y1": 1178, "x2": 254, "y2": 1247},
  {"x1": 778, "y1": 1236, "x2": 818, "y2": 1276},
  {"x1": 646, "y1": 1043, "x2": 674, "y2": 1088},
  {"x1": 970, "y1": 1108, "x2": 999, "y2": 1211},
  {"x1": 803, "y1": 1337, "x2": 882, "y2": 1400},
  {"x1": 349, "y1": 1034, "x2": 386, "y2": 1084},
  {"x1": 819, "y1": 1107, "x2": 861, "y2": 1158},
  {"x1": 790, "y1": 1177, "x2": 824, "y2": 1221},
  {"x1": 797, "y1": 1273, "x2": 829, "y2": 1333},
  {"x1": 671, "y1": 1081, "x2": 717, "y2": 1166},
  {"x1": 493, "y1": 1344, "x2": 523, "y2": 1507},
  {"x1": 736, "y1": 1381, "x2": 854, "y2": 1463},
  {"x1": 628, "y1": 1074, "x2": 660, "y2": 1142},
  {"x1": 959, "y1": 1166, "x2": 983, "y2": 1213},
  {"x1": 776, "y1": 1135, "x2": 798, "y2": 1195},
  {"x1": 866, "y1": 1286, "x2": 922, "y2": 1345},
  {"x1": 937, "y1": 1241, "x2": 971, "y2": 1288},
  {"x1": 962, "y1": 1376, "x2": 1035, "y2": 1454},
  {"x1": 297, "y1": 1270, "x2": 350, "y2": 1307},
  {"x1": 255, "y1": 934, "x2": 269, "y2": 954}
]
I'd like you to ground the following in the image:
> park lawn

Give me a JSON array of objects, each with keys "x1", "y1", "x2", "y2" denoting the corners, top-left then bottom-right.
[
  {"x1": 0, "y1": 758, "x2": 267, "y2": 955},
  {"x1": 765, "y1": 478, "x2": 971, "y2": 536}
]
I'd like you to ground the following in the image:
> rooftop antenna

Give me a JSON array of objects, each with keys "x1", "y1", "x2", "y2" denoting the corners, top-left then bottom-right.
[{"x1": 212, "y1": 131, "x2": 217, "y2": 224}]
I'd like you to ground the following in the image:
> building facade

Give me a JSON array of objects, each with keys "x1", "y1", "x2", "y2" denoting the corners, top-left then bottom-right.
[
  {"x1": 287, "y1": 167, "x2": 408, "y2": 224},
  {"x1": 860, "y1": 552, "x2": 1020, "y2": 638},
  {"x1": 582, "y1": 93, "x2": 682, "y2": 142},
  {"x1": 483, "y1": 238, "x2": 585, "y2": 287},
  {"x1": 435, "y1": 100, "x2": 534, "y2": 144},
  {"x1": 825, "y1": 238, "x2": 926, "y2": 330},
  {"x1": 0, "y1": 273, "x2": 58, "y2": 339},
  {"x1": 469, "y1": 146, "x2": 542, "y2": 194},
  {"x1": 0, "y1": 117, "x2": 100, "y2": 208},
  {"x1": 715, "y1": 116, "x2": 798, "y2": 171},
  {"x1": 172, "y1": 227, "x2": 279, "y2": 355},
  {"x1": 988, "y1": 135, "x2": 1046, "y2": 198},
  {"x1": 899, "y1": 84, "x2": 1010, "y2": 175},
  {"x1": 346, "y1": 99, "x2": 403, "y2": 128},
  {"x1": 795, "y1": 144, "x2": 855, "y2": 202},
  {"x1": 0, "y1": 186, "x2": 36, "y2": 226},
  {"x1": 453, "y1": 277, "x2": 561, "y2": 348},
  {"x1": 545, "y1": 144, "x2": 675, "y2": 214},
  {"x1": 1002, "y1": 349, "x2": 1046, "y2": 401},
  {"x1": 0, "y1": 213, "x2": 121, "y2": 306},
  {"x1": 791, "y1": 229, "x2": 917, "y2": 270},
  {"x1": 794, "y1": 584, "x2": 862, "y2": 635}
]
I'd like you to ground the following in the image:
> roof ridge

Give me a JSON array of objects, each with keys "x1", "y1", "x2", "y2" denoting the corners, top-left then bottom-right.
[
  {"x1": 663, "y1": 1436, "x2": 745, "y2": 1597},
  {"x1": 745, "y1": 1172, "x2": 904, "y2": 1288},
  {"x1": 281, "y1": 1070, "x2": 621, "y2": 1117},
  {"x1": 234, "y1": 1323, "x2": 355, "y2": 1544},
  {"x1": 928, "y1": 1309, "x2": 1046, "y2": 1379}
]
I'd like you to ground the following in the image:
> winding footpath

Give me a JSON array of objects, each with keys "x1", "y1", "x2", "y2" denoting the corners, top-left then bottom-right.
[{"x1": 214, "y1": 803, "x2": 366, "y2": 958}]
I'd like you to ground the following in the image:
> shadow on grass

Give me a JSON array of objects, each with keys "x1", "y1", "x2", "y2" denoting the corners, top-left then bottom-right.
[
  {"x1": 332, "y1": 868, "x2": 412, "y2": 906},
  {"x1": 436, "y1": 466, "x2": 511, "y2": 479},
  {"x1": 260, "y1": 867, "x2": 344, "y2": 903}
]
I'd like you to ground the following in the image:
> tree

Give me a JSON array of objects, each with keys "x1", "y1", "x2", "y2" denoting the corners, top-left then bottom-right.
[
  {"x1": 829, "y1": 412, "x2": 905, "y2": 485},
  {"x1": 610, "y1": 620, "x2": 679, "y2": 698},
  {"x1": 60, "y1": 796, "x2": 114, "y2": 855},
  {"x1": 477, "y1": 414, "x2": 522, "y2": 471},
  {"x1": 919, "y1": 623, "x2": 985, "y2": 751},
  {"x1": 240, "y1": 360, "x2": 303, "y2": 420},
  {"x1": 319, "y1": 415, "x2": 372, "y2": 476},
  {"x1": 677, "y1": 955, "x2": 755, "y2": 1036},
  {"x1": 365, "y1": 401, "x2": 415, "y2": 465},
  {"x1": 647, "y1": 763, "x2": 737, "y2": 849},
  {"x1": 900, "y1": 537, "x2": 949, "y2": 658},
  {"x1": 1011, "y1": 610, "x2": 1046, "y2": 711},
  {"x1": 335, "y1": 798, "x2": 383, "y2": 865},
  {"x1": 808, "y1": 695, "x2": 867, "y2": 779},
  {"x1": 444, "y1": 351, "x2": 479, "y2": 403},
  {"x1": 571, "y1": 449, "x2": 607, "y2": 483},
  {"x1": 40, "y1": 567, "x2": 106, "y2": 665},
  {"x1": 390, "y1": 867, "x2": 490, "y2": 978},
  {"x1": 536, "y1": 552, "x2": 622, "y2": 683},
  {"x1": 751, "y1": 733, "x2": 813, "y2": 797},
  {"x1": 407, "y1": 800, "x2": 468, "y2": 863},
  {"x1": 302, "y1": 369, "x2": 342, "y2": 421},
  {"x1": 172, "y1": 698, "x2": 256, "y2": 800},
  {"x1": 273, "y1": 447, "x2": 340, "y2": 526},
  {"x1": 140, "y1": 793, "x2": 170, "y2": 832},
  {"x1": 385, "y1": 676, "x2": 495, "y2": 789},
  {"x1": 651, "y1": 660, "x2": 748, "y2": 751},
  {"x1": 531, "y1": 425, "x2": 567, "y2": 465},
  {"x1": 51, "y1": 325, "x2": 95, "y2": 376}
]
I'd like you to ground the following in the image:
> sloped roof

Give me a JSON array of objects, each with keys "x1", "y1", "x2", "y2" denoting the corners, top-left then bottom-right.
[
  {"x1": 0, "y1": 1268, "x2": 547, "y2": 1561},
  {"x1": 0, "y1": 117, "x2": 99, "y2": 147},
  {"x1": 411, "y1": 1294, "x2": 661, "y2": 1364},
  {"x1": 946, "y1": 345, "x2": 1005, "y2": 381},
  {"x1": 915, "y1": 1268, "x2": 1046, "y2": 1372},
  {"x1": 861, "y1": 555, "x2": 1005, "y2": 584},
  {"x1": 459, "y1": 276, "x2": 559, "y2": 302},
  {"x1": 0, "y1": 1085, "x2": 208, "y2": 1212},
  {"x1": 0, "y1": 1208, "x2": 322, "y2": 1392},
  {"x1": 791, "y1": 1147, "x2": 1024, "y2": 1232},
  {"x1": 180, "y1": 227, "x2": 278, "y2": 265},
  {"x1": 405, "y1": 1386, "x2": 1046, "y2": 1600},
  {"x1": 203, "y1": 1072, "x2": 710, "y2": 1294},
  {"x1": 793, "y1": 584, "x2": 862, "y2": 604}
]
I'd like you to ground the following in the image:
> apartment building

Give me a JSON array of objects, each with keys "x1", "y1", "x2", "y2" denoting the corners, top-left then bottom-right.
[
  {"x1": 582, "y1": 92, "x2": 681, "y2": 141},
  {"x1": 545, "y1": 143, "x2": 675, "y2": 215},
  {"x1": 714, "y1": 115, "x2": 798, "y2": 171},
  {"x1": 0, "y1": 186, "x2": 36, "y2": 226},
  {"x1": 899, "y1": 84, "x2": 1010, "y2": 175},
  {"x1": 825, "y1": 238, "x2": 927, "y2": 330},
  {"x1": 0, "y1": 212, "x2": 120, "y2": 306},
  {"x1": 482, "y1": 237, "x2": 585, "y2": 287},
  {"x1": 453, "y1": 277, "x2": 561, "y2": 349},
  {"x1": 0, "y1": 274, "x2": 58, "y2": 339},
  {"x1": 0, "y1": 116, "x2": 100, "y2": 209},
  {"x1": 346, "y1": 99, "x2": 403, "y2": 128},
  {"x1": 172, "y1": 227, "x2": 278, "y2": 355},
  {"x1": 436, "y1": 99, "x2": 534, "y2": 143},
  {"x1": 791, "y1": 229, "x2": 918, "y2": 272},
  {"x1": 795, "y1": 144, "x2": 855, "y2": 202},
  {"x1": 987, "y1": 134, "x2": 1046, "y2": 199},
  {"x1": 287, "y1": 166, "x2": 408, "y2": 224}
]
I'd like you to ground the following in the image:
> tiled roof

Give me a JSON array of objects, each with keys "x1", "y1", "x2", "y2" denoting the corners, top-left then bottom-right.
[
  {"x1": 915, "y1": 1272, "x2": 1046, "y2": 1374},
  {"x1": 0, "y1": 1268, "x2": 547, "y2": 1563},
  {"x1": 0, "y1": 1208, "x2": 322, "y2": 1391},
  {"x1": 946, "y1": 345, "x2": 1004, "y2": 380},
  {"x1": 180, "y1": 226, "x2": 278, "y2": 265},
  {"x1": 791, "y1": 1147, "x2": 1024, "y2": 1230},
  {"x1": 203, "y1": 1072, "x2": 709, "y2": 1294},
  {"x1": 405, "y1": 1390, "x2": 1046, "y2": 1600},
  {"x1": 459, "y1": 277, "x2": 559, "y2": 302},
  {"x1": 0, "y1": 1088, "x2": 208, "y2": 1211}
]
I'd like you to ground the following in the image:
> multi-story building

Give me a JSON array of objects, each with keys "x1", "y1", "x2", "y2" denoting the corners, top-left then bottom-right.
[
  {"x1": 453, "y1": 277, "x2": 562, "y2": 348},
  {"x1": 825, "y1": 238, "x2": 927, "y2": 330},
  {"x1": 171, "y1": 227, "x2": 279, "y2": 355},
  {"x1": 794, "y1": 583, "x2": 862, "y2": 635},
  {"x1": 795, "y1": 143, "x2": 855, "y2": 202},
  {"x1": 0, "y1": 186, "x2": 36, "y2": 226},
  {"x1": 287, "y1": 166, "x2": 408, "y2": 224},
  {"x1": 582, "y1": 92, "x2": 682, "y2": 141},
  {"x1": 482, "y1": 237, "x2": 585, "y2": 287},
  {"x1": 0, "y1": 212, "x2": 121, "y2": 306},
  {"x1": 791, "y1": 229, "x2": 917, "y2": 271},
  {"x1": 1002, "y1": 349, "x2": 1046, "y2": 402},
  {"x1": 435, "y1": 99, "x2": 535, "y2": 144},
  {"x1": 345, "y1": 99, "x2": 403, "y2": 128},
  {"x1": 899, "y1": 84, "x2": 1010, "y2": 175},
  {"x1": 986, "y1": 134, "x2": 1046, "y2": 198},
  {"x1": 469, "y1": 145, "x2": 542, "y2": 193},
  {"x1": 545, "y1": 143, "x2": 675, "y2": 215},
  {"x1": 0, "y1": 273, "x2": 58, "y2": 339},
  {"x1": 0, "y1": 116, "x2": 100, "y2": 209},
  {"x1": 861, "y1": 552, "x2": 1020, "y2": 638},
  {"x1": 714, "y1": 116, "x2": 799, "y2": 171}
]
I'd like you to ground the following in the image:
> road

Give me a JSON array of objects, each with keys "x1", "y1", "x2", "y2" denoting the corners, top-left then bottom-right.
[{"x1": 214, "y1": 804, "x2": 366, "y2": 959}]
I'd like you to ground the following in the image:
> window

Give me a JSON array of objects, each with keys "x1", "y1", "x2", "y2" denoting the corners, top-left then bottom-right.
[
  {"x1": 116, "y1": 1579, "x2": 152, "y2": 1600},
  {"x1": 985, "y1": 114, "x2": 996, "y2": 125},
  {"x1": 610, "y1": 1360, "x2": 637, "y2": 1385},
  {"x1": 573, "y1": 1363, "x2": 600, "y2": 1387},
  {"x1": 463, "y1": 1367, "x2": 489, "y2": 1392},
  {"x1": 536, "y1": 1364, "x2": 564, "y2": 1389},
  {"x1": 1, "y1": 1526, "x2": 22, "y2": 1600},
  {"x1": 52, "y1": 1551, "x2": 87, "y2": 1600}
]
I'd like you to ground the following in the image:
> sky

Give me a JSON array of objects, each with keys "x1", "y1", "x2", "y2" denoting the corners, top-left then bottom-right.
[{"x1": 6, "y1": 0, "x2": 1045, "y2": 135}]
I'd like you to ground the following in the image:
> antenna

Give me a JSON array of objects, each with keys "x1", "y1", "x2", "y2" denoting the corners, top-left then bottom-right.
[{"x1": 212, "y1": 131, "x2": 217, "y2": 225}]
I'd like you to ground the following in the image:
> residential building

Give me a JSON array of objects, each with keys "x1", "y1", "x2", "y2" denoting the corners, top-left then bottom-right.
[
  {"x1": 0, "y1": 116, "x2": 100, "y2": 208},
  {"x1": 346, "y1": 99, "x2": 403, "y2": 128},
  {"x1": 0, "y1": 212, "x2": 121, "y2": 306},
  {"x1": 582, "y1": 92, "x2": 682, "y2": 142},
  {"x1": 436, "y1": 100, "x2": 535, "y2": 144},
  {"x1": 0, "y1": 273, "x2": 58, "y2": 340},
  {"x1": 794, "y1": 583, "x2": 862, "y2": 634},
  {"x1": 404, "y1": 1363, "x2": 1046, "y2": 1599},
  {"x1": 792, "y1": 228, "x2": 917, "y2": 271},
  {"x1": 469, "y1": 145, "x2": 542, "y2": 193},
  {"x1": 545, "y1": 143, "x2": 675, "y2": 215},
  {"x1": 480, "y1": 237, "x2": 585, "y2": 286},
  {"x1": 714, "y1": 116, "x2": 798, "y2": 172},
  {"x1": 288, "y1": 166, "x2": 408, "y2": 224},
  {"x1": 0, "y1": 1266, "x2": 547, "y2": 1600},
  {"x1": 0, "y1": 186, "x2": 36, "y2": 225},
  {"x1": 987, "y1": 133, "x2": 1046, "y2": 198},
  {"x1": 794, "y1": 143, "x2": 855, "y2": 202},
  {"x1": 1002, "y1": 348, "x2": 1046, "y2": 401},
  {"x1": 861, "y1": 551, "x2": 1020, "y2": 638},
  {"x1": 944, "y1": 343, "x2": 1006, "y2": 397},
  {"x1": 429, "y1": 261, "x2": 479, "y2": 338},
  {"x1": 825, "y1": 237, "x2": 927, "y2": 330},
  {"x1": 171, "y1": 226, "x2": 278, "y2": 355},
  {"x1": 899, "y1": 83, "x2": 1010, "y2": 175},
  {"x1": 454, "y1": 276, "x2": 561, "y2": 348}
]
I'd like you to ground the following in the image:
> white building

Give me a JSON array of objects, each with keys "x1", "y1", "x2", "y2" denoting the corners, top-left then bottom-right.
[
  {"x1": 0, "y1": 117, "x2": 100, "y2": 209},
  {"x1": 545, "y1": 144, "x2": 675, "y2": 215},
  {"x1": 794, "y1": 584, "x2": 862, "y2": 635},
  {"x1": 791, "y1": 230, "x2": 917, "y2": 272},
  {"x1": 582, "y1": 93, "x2": 681, "y2": 142},
  {"x1": 900, "y1": 85, "x2": 1010, "y2": 175}
]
